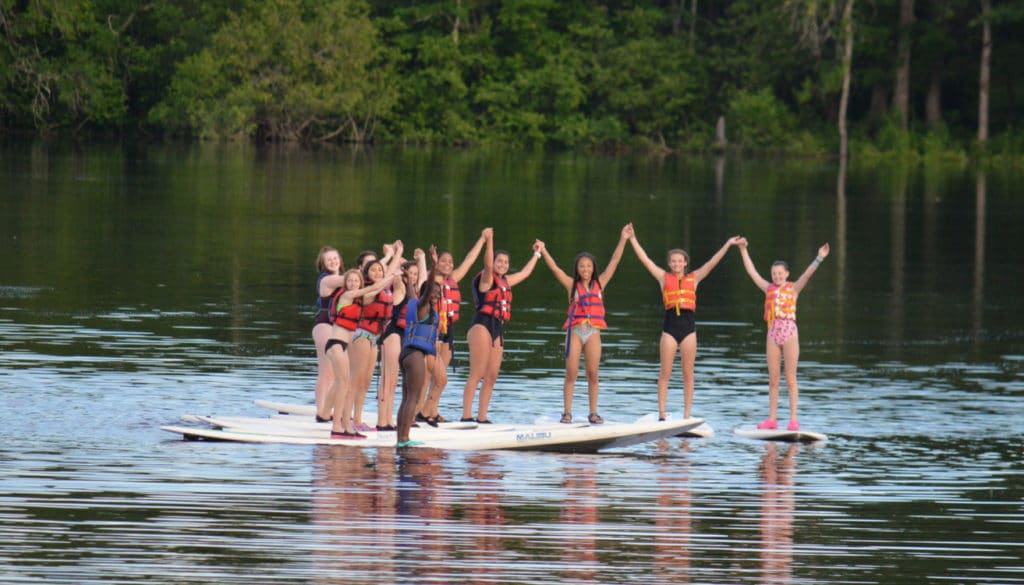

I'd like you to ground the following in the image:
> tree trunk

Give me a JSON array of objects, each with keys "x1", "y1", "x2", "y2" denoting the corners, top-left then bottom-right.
[
  {"x1": 893, "y1": 0, "x2": 914, "y2": 130},
  {"x1": 838, "y1": 0, "x2": 854, "y2": 161},
  {"x1": 977, "y1": 0, "x2": 991, "y2": 146},
  {"x1": 925, "y1": 65, "x2": 942, "y2": 128},
  {"x1": 690, "y1": 0, "x2": 697, "y2": 49}
]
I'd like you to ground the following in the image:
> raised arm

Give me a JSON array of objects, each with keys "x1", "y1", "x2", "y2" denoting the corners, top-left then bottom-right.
[
  {"x1": 690, "y1": 236, "x2": 742, "y2": 284},
  {"x1": 793, "y1": 242, "x2": 830, "y2": 294},
  {"x1": 596, "y1": 223, "x2": 633, "y2": 287},
  {"x1": 477, "y1": 230, "x2": 495, "y2": 293},
  {"x1": 415, "y1": 247, "x2": 429, "y2": 289},
  {"x1": 738, "y1": 238, "x2": 770, "y2": 293},
  {"x1": 451, "y1": 228, "x2": 492, "y2": 283},
  {"x1": 628, "y1": 229, "x2": 667, "y2": 282},
  {"x1": 344, "y1": 273, "x2": 399, "y2": 304},
  {"x1": 538, "y1": 240, "x2": 573, "y2": 290},
  {"x1": 507, "y1": 241, "x2": 543, "y2": 287}
]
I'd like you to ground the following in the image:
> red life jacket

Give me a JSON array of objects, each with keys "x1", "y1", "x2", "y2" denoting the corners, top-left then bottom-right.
[
  {"x1": 564, "y1": 280, "x2": 607, "y2": 330},
  {"x1": 475, "y1": 273, "x2": 512, "y2": 322},
  {"x1": 435, "y1": 277, "x2": 462, "y2": 334},
  {"x1": 330, "y1": 293, "x2": 361, "y2": 331},
  {"x1": 764, "y1": 282, "x2": 797, "y2": 326},
  {"x1": 356, "y1": 287, "x2": 393, "y2": 335},
  {"x1": 663, "y1": 273, "x2": 696, "y2": 314}
]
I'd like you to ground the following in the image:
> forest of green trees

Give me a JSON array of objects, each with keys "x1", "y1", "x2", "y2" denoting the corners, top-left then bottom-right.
[{"x1": 1, "y1": 0, "x2": 1021, "y2": 158}]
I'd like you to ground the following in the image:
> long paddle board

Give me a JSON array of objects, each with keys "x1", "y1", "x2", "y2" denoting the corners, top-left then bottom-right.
[{"x1": 162, "y1": 416, "x2": 706, "y2": 453}]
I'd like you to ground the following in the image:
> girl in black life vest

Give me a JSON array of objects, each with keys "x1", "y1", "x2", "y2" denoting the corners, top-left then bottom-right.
[
  {"x1": 460, "y1": 229, "x2": 542, "y2": 424},
  {"x1": 312, "y1": 246, "x2": 344, "y2": 422},
  {"x1": 537, "y1": 224, "x2": 632, "y2": 425}
]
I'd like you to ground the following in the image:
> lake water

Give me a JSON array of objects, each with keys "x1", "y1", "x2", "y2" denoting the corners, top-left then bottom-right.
[{"x1": 1, "y1": 142, "x2": 1022, "y2": 584}]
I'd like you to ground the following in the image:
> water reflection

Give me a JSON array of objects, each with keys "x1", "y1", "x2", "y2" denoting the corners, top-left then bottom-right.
[
  {"x1": 464, "y1": 453, "x2": 507, "y2": 584},
  {"x1": 654, "y1": 441, "x2": 691, "y2": 583},
  {"x1": 559, "y1": 457, "x2": 599, "y2": 582},
  {"x1": 758, "y1": 442, "x2": 797, "y2": 585}
]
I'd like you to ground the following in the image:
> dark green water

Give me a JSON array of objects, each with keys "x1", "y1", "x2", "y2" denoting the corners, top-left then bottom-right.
[{"x1": 1, "y1": 142, "x2": 1021, "y2": 584}]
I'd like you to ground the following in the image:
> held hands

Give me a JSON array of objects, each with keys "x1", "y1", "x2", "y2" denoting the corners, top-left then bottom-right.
[
  {"x1": 621, "y1": 223, "x2": 634, "y2": 240},
  {"x1": 727, "y1": 235, "x2": 743, "y2": 247},
  {"x1": 532, "y1": 239, "x2": 545, "y2": 254},
  {"x1": 481, "y1": 227, "x2": 493, "y2": 240},
  {"x1": 413, "y1": 248, "x2": 425, "y2": 261},
  {"x1": 736, "y1": 237, "x2": 749, "y2": 249}
]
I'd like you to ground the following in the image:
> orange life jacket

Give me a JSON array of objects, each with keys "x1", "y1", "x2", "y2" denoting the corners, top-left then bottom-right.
[
  {"x1": 435, "y1": 277, "x2": 462, "y2": 334},
  {"x1": 475, "y1": 273, "x2": 512, "y2": 322},
  {"x1": 663, "y1": 273, "x2": 696, "y2": 314},
  {"x1": 764, "y1": 282, "x2": 797, "y2": 326},
  {"x1": 331, "y1": 296, "x2": 361, "y2": 331},
  {"x1": 356, "y1": 287, "x2": 393, "y2": 335},
  {"x1": 564, "y1": 280, "x2": 607, "y2": 330}
]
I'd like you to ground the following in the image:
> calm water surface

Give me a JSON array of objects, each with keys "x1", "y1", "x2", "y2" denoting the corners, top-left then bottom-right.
[{"x1": 1, "y1": 142, "x2": 1022, "y2": 584}]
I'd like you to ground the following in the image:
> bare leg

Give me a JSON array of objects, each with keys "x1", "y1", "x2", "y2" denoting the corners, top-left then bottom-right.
[
  {"x1": 765, "y1": 338, "x2": 783, "y2": 422},
  {"x1": 657, "y1": 333, "x2": 679, "y2": 419},
  {"x1": 679, "y1": 331, "x2": 697, "y2": 418},
  {"x1": 563, "y1": 333, "x2": 583, "y2": 415},
  {"x1": 348, "y1": 337, "x2": 377, "y2": 427},
  {"x1": 476, "y1": 341, "x2": 504, "y2": 421},
  {"x1": 312, "y1": 323, "x2": 334, "y2": 418},
  {"x1": 582, "y1": 331, "x2": 602, "y2": 416},
  {"x1": 327, "y1": 346, "x2": 353, "y2": 434},
  {"x1": 424, "y1": 342, "x2": 453, "y2": 418},
  {"x1": 419, "y1": 353, "x2": 436, "y2": 414},
  {"x1": 782, "y1": 332, "x2": 801, "y2": 421},
  {"x1": 397, "y1": 351, "x2": 426, "y2": 443},
  {"x1": 462, "y1": 325, "x2": 491, "y2": 420},
  {"x1": 377, "y1": 334, "x2": 401, "y2": 427}
]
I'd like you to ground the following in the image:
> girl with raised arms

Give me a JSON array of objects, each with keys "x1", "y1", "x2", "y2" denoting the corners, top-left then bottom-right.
[
  {"x1": 461, "y1": 229, "x2": 542, "y2": 424},
  {"x1": 348, "y1": 240, "x2": 404, "y2": 433},
  {"x1": 629, "y1": 230, "x2": 743, "y2": 421},
  {"x1": 536, "y1": 224, "x2": 632, "y2": 424},
  {"x1": 324, "y1": 266, "x2": 399, "y2": 439},
  {"x1": 376, "y1": 248, "x2": 428, "y2": 431},
  {"x1": 396, "y1": 266, "x2": 443, "y2": 447},
  {"x1": 737, "y1": 238, "x2": 829, "y2": 431},
  {"x1": 418, "y1": 228, "x2": 491, "y2": 426}
]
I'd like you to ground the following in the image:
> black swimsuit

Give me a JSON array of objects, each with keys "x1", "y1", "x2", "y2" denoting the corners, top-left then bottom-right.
[
  {"x1": 662, "y1": 309, "x2": 696, "y2": 343},
  {"x1": 471, "y1": 313, "x2": 504, "y2": 347}
]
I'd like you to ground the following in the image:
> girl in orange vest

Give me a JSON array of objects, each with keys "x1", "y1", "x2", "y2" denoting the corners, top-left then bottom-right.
[
  {"x1": 630, "y1": 231, "x2": 743, "y2": 421},
  {"x1": 738, "y1": 239, "x2": 829, "y2": 431},
  {"x1": 349, "y1": 241, "x2": 406, "y2": 433},
  {"x1": 418, "y1": 228, "x2": 491, "y2": 426},
  {"x1": 537, "y1": 224, "x2": 632, "y2": 424},
  {"x1": 460, "y1": 229, "x2": 542, "y2": 424},
  {"x1": 325, "y1": 267, "x2": 399, "y2": 439}
]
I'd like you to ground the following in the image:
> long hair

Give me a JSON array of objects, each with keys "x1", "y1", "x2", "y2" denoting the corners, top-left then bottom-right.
[
  {"x1": 316, "y1": 246, "x2": 341, "y2": 274},
  {"x1": 342, "y1": 268, "x2": 364, "y2": 291},
  {"x1": 570, "y1": 252, "x2": 600, "y2": 301},
  {"x1": 361, "y1": 259, "x2": 384, "y2": 284}
]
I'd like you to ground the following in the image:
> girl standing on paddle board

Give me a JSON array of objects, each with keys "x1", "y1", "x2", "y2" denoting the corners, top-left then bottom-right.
[
  {"x1": 349, "y1": 244, "x2": 406, "y2": 433},
  {"x1": 537, "y1": 224, "x2": 632, "y2": 424},
  {"x1": 376, "y1": 250, "x2": 428, "y2": 431},
  {"x1": 313, "y1": 246, "x2": 345, "y2": 422},
  {"x1": 418, "y1": 228, "x2": 492, "y2": 426},
  {"x1": 325, "y1": 267, "x2": 399, "y2": 439},
  {"x1": 629, "y1": 231, "x2": 743, "y2": 421},
  {"x1": 460, "y1": 230, "x2": 542, "y2": 424},
  {"x1": 737, "y1": 239, "x2": 829, "y2": 431},
  {"x1": 397, "y1": 267, "x2": 443, "y2": 447}
]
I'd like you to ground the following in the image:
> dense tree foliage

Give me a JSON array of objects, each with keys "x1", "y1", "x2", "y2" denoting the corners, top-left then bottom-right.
[{"x1": 1, "y1": 0, "x2": 1021, "y2": 155}]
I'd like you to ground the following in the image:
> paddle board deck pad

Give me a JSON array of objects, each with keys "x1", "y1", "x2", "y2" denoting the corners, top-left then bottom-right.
[
  {"x1": 733, "y1": 426, "x2": 827, "y2": 443},
  {"x1": 162, "y1": 416, "x2": 706, "y2": 453}
]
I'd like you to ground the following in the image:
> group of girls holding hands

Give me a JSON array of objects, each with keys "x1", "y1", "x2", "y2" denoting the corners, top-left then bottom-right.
[{"x1": 312, "y1": 226, "x2": 829, "y2": 442}]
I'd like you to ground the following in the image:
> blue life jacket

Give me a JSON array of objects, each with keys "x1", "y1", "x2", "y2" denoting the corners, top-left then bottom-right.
[{"x1": 402, "y1": 298, "x2": 439, "y2": 355}]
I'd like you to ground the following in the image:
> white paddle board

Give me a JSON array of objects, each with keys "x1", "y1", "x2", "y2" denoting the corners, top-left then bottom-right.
[{"x1": 733, "y1": 426, "x2": 827, "y2": 443}]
